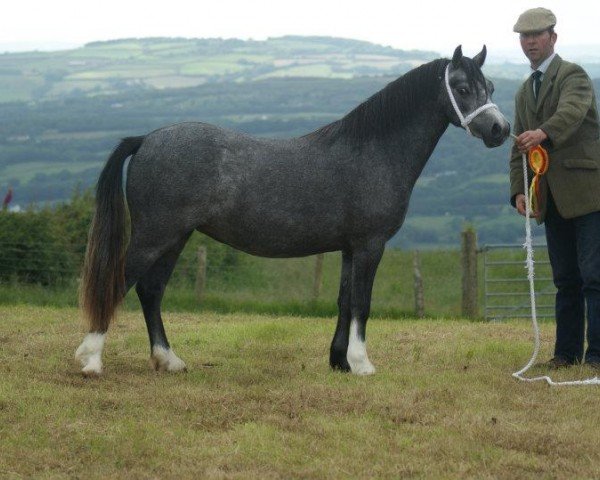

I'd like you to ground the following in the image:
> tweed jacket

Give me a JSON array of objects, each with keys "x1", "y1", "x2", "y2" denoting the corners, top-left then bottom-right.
[{"x1": 510, "y1": 55, "x2": 600, "y2": 223}]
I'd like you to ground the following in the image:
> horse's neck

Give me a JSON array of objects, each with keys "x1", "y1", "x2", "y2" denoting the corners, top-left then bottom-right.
[{"x1": 375, "y1": 110, "x2": 449, "y2": 184}]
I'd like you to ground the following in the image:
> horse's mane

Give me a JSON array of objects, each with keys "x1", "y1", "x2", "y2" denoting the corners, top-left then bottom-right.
[{"x1": 305, "y1": 58, "x2": 450, "y2": 143}]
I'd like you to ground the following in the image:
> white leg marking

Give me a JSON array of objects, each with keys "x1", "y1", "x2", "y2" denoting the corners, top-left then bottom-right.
[
  {"x1": 75, "y1": 333, "x2": 106, "y2": 376},
  {"x1": 347, "y1": 319, "x2": 376, "y2": 375},
  {"x1": 151, "y1": 346, "x2": 187, "y2": 372}
]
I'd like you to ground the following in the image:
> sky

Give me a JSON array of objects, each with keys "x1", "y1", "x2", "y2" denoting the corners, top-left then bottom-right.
[{"x1": 1, "y1": 0, "x2": 599, "y2": 61}]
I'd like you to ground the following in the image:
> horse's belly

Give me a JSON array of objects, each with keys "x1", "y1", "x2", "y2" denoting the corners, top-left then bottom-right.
[{"x1": 199, "y1": 213, "x2": 345, "y2": 258}]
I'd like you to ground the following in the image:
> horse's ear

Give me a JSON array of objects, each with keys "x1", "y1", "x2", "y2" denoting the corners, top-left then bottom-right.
[
  {"x1": 451, "y1": 45, "x2": 463, "y2": 68},
  {"x1": 473, "y1": 45, "x2": 487, "y2": 68}
]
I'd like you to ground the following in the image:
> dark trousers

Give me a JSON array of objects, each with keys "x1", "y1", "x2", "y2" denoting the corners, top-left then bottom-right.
[{"x1": 544, "y1": 193, "x2": 600, "y2": 363}]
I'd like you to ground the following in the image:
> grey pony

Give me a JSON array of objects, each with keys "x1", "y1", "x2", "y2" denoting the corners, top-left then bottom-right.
[{"x1": 76, "y1": 45, "x2": 510, "y2": 376}]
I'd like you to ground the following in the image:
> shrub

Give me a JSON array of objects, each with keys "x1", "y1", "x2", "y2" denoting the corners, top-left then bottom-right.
[{"x1": 0, "y1": 208, "x2": 77, "y2": 284}]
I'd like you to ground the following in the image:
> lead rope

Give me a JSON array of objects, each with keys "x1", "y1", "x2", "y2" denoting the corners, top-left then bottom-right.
[{"x1": 511, "y1": 141, "x2": 600, "y2": 386}]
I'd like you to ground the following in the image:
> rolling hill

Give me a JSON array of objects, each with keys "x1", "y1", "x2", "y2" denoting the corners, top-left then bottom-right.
[{"x1": 0, "y1": 36, "x2": 437, "y2": 103}]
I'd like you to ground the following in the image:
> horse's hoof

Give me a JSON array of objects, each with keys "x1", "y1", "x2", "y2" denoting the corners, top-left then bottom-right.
[
  {"x1": 81, "y1": 364, "x2": 102, "y2": 377},
  {"x1": 347, "y1": 321, "x2": 376, "y2": 375},
  {"x1": 331, "y1": 365, "x2": 351, "y2": 373},
  {"x1": 330, "y1": 353, "x2": 351, "y2": 372},
  {"x1": 77, "y1": 353, "x2": 103, "y2": 376},
  {"x1": 75, "y1": 333, "x2": 105, "y2": 376},
  {"x1": 150, "y1": 346, "x2": 187, "y2": 372},
  {"x1": 349, "y1": 361, "x2": 376, "y2": 376},
  {"x1": 347, "y1": 352, "x2": 376, "y2": 376}
]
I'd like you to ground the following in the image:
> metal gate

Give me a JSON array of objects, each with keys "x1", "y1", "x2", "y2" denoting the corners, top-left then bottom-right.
[{"x1": 482, "y1": 243, "x2": 555, "y2": 321}]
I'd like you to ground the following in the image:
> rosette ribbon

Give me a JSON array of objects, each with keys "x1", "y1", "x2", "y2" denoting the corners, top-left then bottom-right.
[{"x1": 528, "y1": 145, "x2": 549, "y2": 214}]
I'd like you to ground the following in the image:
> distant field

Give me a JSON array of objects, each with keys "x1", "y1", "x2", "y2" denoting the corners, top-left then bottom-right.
[
  {"x1": 1, "y1": 306, "x2": 599, "y2": 478},
  {"x1": 180, "y1": 61, "x2": 247, "y2": 76},
  {"x1": 0, "y1": 75, "x2": 43, "y2": 102},
  {"x1": 1, "y1": 160, "x2": 104, "y2": 184},
  {"x1": 466, "y1": 173, "x2": 508, "y2": 185},
  {"x1": 0, "y1": 37, "x2": 432, "y2": 103},
  {"x1": 258, "y1": 65, "x2": 350, "y2": 79}
]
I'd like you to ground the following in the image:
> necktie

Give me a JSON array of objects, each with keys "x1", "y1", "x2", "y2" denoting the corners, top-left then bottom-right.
[{"x1": 532, "y1": 70, "x2": 542, "y2": 100}]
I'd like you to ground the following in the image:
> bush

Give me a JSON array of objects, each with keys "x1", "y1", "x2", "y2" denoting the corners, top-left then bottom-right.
[
  {"x1": 0, "y1": 208, "x2": 77, "y2": 285},
  {"x1": 52, "y1": 186, "x2": 95, "y2": 258},
  {"x1": 0, "y1": 185, "x2": 252, "y2": 288}
]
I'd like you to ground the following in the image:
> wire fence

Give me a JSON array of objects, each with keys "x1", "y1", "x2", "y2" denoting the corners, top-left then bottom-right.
[
  {"x1": 0, "y1": 241, "x2": 239, "y2": 287},
  {"x1": 0, "y1": 240, "x2": 82, "y2": 284},
  {"x1": 0, "y1": 240, "x2": 350, "y2": 319},
  {"x1": 0, "y1": 238, "x2": 559, "y2": 319},
  {"x1": 482, "y1": 243, "x2": 555, "y2": 321}
]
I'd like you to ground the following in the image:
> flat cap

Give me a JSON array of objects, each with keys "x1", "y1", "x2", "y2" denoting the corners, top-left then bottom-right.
[{"x1": 513, "y1": 7, "x2": 556, "y2": 33}]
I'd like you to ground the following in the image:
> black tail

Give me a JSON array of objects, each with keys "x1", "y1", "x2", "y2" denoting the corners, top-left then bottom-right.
[{"x1": 80, "y1": 136, "x2": 145, "y2": 332}]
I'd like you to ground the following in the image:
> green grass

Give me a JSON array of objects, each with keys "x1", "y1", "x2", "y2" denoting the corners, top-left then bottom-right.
[
  {"x1": 0, "y1": 249, "x2": 470, "y2": 319},
  {"x1": 1, "y1": 243, "x2": 555, "y2": 324},
  {"x1": 1, "y1": 245, "x2": 550, "y2": 321},
  {"x1": 1, "y1": 305, "x2": 599, "y2": 478}
]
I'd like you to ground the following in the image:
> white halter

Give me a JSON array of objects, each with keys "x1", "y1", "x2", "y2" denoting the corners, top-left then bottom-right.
[{"x1": 444, "y1": 64, "x2": 498, "y2": 136}]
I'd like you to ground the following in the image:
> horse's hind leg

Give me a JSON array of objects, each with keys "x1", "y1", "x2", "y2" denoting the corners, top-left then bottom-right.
[
  {"x1": 134, "y1": 234, "x2": 191, "y2": 372},
  {"x1": 75, "y1": 233, "x2": 186, "y2": 375}
]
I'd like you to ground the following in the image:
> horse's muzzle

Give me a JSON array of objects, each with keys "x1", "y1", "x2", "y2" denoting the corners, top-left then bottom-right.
[
  {"x1": 484, "y1": 120, "x2": 511, "y2": 147},
  {"x1": 487, "y1": 120, "x2": 511, "y2": 147}
]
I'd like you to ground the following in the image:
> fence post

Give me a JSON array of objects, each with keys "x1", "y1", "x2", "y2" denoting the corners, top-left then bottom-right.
[
  {"x1": 313, "y1": 253, "x2": 324, "y2": 300},
  {"x1": 413, "y1": 250, "x2": 425, "y2": 318},
  {"x1": 196, "y1": 246, "x2": 207, "y2": 301},
  {"x1": 461, "y1": 228, "x2": 478, "y2": 318}
]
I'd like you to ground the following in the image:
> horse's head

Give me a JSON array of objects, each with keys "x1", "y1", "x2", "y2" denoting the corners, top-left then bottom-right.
[{"x1": 442, "y1": 45, "x2": 510, "y2": 147}]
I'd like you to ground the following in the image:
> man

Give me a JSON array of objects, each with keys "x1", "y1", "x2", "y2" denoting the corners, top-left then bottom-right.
[{"x1": 510, "y1": 8, "x2": 600, "y2": 369}]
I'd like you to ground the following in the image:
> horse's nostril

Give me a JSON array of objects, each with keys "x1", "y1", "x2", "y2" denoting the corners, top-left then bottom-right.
[{"x1": 491, "y1": 123, "x2": 502, "y2": 138}]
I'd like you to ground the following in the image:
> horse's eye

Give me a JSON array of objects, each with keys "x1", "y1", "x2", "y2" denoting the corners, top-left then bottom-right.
[{"x1": 457, "y1": 87, "x2": 470, "y2": 96}]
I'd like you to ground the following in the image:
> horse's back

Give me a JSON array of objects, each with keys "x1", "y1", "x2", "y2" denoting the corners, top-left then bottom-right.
[{"x1": 125, "y1": 122, "x2": 356, "y2": 256}]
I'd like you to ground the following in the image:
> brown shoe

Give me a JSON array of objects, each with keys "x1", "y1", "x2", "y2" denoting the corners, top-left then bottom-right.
[{"x1": 542, "y1": 357, "x2": 574, "y2": 369}]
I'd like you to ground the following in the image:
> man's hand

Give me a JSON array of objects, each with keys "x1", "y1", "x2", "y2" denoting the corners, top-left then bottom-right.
[
  {"x1": 515, "y1": 193, "x2": 539, "y2": 218},
  {"x1": 515, "y1": 129, "x2": 547, "y2": 153}
]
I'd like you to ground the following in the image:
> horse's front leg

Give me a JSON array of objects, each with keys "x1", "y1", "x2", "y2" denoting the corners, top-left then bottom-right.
[
  {"x1": 346, "y1": 241, "x2": 385, "y2": 375},
  {"x1": 330, "y1": 250, "x2": 353, "y2": 371}
]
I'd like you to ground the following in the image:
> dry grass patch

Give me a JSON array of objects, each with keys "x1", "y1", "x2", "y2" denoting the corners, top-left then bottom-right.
[{"x1": 1, "y1": 305, "x2": 599, "y2": 479}]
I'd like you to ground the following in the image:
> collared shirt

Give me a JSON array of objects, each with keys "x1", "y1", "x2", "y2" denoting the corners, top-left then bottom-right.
[{"x1": 530, "y1": 52, "x2": 557, "y2": 82}]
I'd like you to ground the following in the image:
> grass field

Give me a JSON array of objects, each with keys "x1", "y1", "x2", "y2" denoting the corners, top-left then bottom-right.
[
  {"x1": 1, "y1": 306, "x2": 599, "y2": 479},
  {"x1": 0, "y1": 248, "x2": 475, "y2": 319}
]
